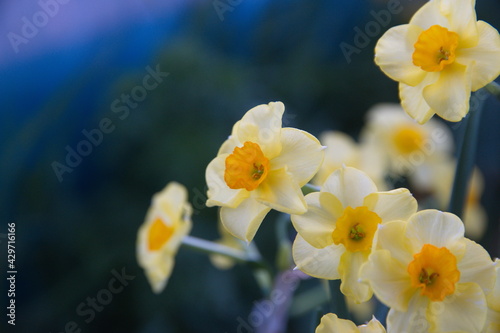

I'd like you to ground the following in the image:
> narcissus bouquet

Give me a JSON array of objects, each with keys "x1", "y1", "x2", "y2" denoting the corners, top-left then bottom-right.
[{"x1": 136, "y1": 0, "x2": 500, "y2": 332}]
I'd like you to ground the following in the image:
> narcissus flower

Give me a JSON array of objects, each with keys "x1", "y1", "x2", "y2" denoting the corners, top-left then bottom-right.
[
  {"x1": 360, "y1": 210, "x2": 495, "y2": 333},
  {"x1": 136, "y1": 182, "x2": 192, "y2": 294},
  {"x1": 375, "y1": 0, "x2": 500, "y2": 123},
  {"x1": 360, "y1": 103, "x2": 453, "y2": 178},
  {"x1": 205, "y1": 102, "x2": 324, "y2": 242},
  {"x1": 315, "y1": 313, "x2": 386, "y2": 333},
  {"x1": 292, "y1": 167, "x2": 417, "y2": 303}
]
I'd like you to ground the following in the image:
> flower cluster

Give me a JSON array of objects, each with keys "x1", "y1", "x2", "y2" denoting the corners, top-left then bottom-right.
[{"x1": 135, "y1": 0, "x2": 500, "y2": 331}]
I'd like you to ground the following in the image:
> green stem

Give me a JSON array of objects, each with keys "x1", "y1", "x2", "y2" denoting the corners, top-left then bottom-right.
[
  {"x1": 448, "y1": 90, "x2": 484, "y2": 218},
  {"x1": 275, "y1": 213, "x2": 293, "y2": 271},
  {"x1": 302, "y1": 183, "x2": 320, "y2": 195},
  {"x1": 182, "y1": 235, "x2": 273, "y2": 294},
  {"x1": 182, "y1": 235, "x2": 253, "y2": 261},
  {"x1": 485, "y1": 81, "x2": 500, "y2": 101},
  {"x1": 325, "y1": 279, "x2": 350, "y2": 320}
]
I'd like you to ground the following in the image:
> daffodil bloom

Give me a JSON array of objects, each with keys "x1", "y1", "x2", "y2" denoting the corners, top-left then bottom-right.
[
  {"x1": 360, "y1": 210, "x2": 496, "y2": 333},
  {"x1": 483, "y1": 259, "x2": 500, "y2": 333},
  {"x1": 292, "y1": 166, "x2": 417, "y2": 303},
  {"x1": 313, "y1": 131, "x2": 386, "y2": 190},
  {"x1": 205, "y1": 102, "x2": 324, "y2": 242},
  {"x1": 315, "y1": 313, "x2": 386, "y2": 333},
  {"x1": 360, "y1": 103, "x2": 453, "y2": 178},
  {"x1": 375, "y1": 0, "x2": 500, "y2": 123},
  {"x1": 136, "y1": 182, "x2": 192, "y2": 294}
]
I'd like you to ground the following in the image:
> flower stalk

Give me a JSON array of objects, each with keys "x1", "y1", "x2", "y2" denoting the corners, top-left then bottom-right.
[
  {"x1": 448, "y1": 90, "x2": 485, "y2": 218},
  {"x1": 182, "y1": 235, "x2": 273, "y2": 294}
]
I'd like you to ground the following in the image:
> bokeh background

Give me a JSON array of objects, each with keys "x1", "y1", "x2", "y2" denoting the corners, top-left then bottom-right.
[{"x1": 1, "y1": 0, "x2": 500, "y2": 332}]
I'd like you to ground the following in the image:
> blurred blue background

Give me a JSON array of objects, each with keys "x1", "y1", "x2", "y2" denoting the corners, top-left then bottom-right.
[{"x1": 1, "y1": 0, "x2": 500, "y2": 332}]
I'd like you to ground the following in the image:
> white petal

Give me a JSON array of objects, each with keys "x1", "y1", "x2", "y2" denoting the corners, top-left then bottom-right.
[
  {"x1": 359, "y1": 316, "x2": 386, "y2": 333},
  {"x1": 457, "y1": 238, "x2": 496, "y2": 293},
  {"x1": 399, "y1": 79, "x2": 437, "y2": 124},
  {"x1": 457, "y1": 21, "x2": 500, "y2": 91},
  {"x1": 322, "y1": 166, "x2": 377, "y2": 208},
  {"x1": 423, "y1": 63, "x2": 472, "y2": 122},
  {"x1": 292, "y1": 234, "x2": 343, "y2": 280},
  {"x1": 291, "y1": 192, "x2": 343, "y2": 249},
  {"x1": 255, "y1": 168, "x2": 307, "y2": 214},
  {"x1": 386, "y1": 295, "x2": 430, "y2": 333},
  {"x1": 428, "y1": 282, "x2": 487, "y2": 333},
  {"x1": 487, "y1": 259, "x2": 500, "y2": 311},
  {"x1": 439, "y1": 0, "x2": 478, "y2": 48},
  {"x1": 398, "y1": 89, "x2": 434, "y2": 123},
  {"x1": 405, "y1": 210, "x2": 465, "y2": 254},
  {"x1": 152, "y1": 182, "x2": 188, "y2": 221},
  {"x1": 271, "y1": 128, "x2": 324, "y2": 186},
  {"x1": 316, "y1": 313, "x2": 358, "y2": 333},
  {"x1": 237, "y1": 101, "x2": 284, "y2": 159},
  {"x1": 205, "y1": 154, "x2": 249, "y2": 208},
  {"x1": 409, "y1": 0, "x2": 448, "y2": 30},
  {"x1": 220, "y1": 198, "x2": 271, "y2": 242},
  {"x1": 339, "y1": 251, "x2": 373, "y2": 303},
  {"x1": 360, "y1": 249, "x2": 415, "y2": 312},
  {"x1": 363, "y1": 188, "x2": 417, "y2": 223},
  {"x1": 372, "y1": 221, "x2": 413, "y2": 267},
  {"x1": 375, "y1": 24, "x2": 427, "y2": 86}
]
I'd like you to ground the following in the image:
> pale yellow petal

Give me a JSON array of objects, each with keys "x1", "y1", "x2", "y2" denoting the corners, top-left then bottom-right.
[
  {"x1": 358, "y1": 316, "x2": 386, "y2": 333},
  {"x1": 423, "y1": 63, "x2": 471, "y2": 122},
  {"x1": 457, "y1": 21, "x2": 500, "y2": 91},
  {"x1": 255, "y1": 168, "x2": 307, "y2": 214},
  {"x1": 359, "y1": 249, "x2": 415, "y2": 312},
  {"x1": 372, "y1": 221, "x2": 413, "y2": 267},
  {"x1": 399, "y1": 79, "x2": 436, "y2": 124},
  {"x1": 218, "y1": 121, "x2": 241, "y2": 155},
  {"x1": 291, "y1": 192, "x2": 343, "y2": 248},
  {"x1": 428, "y1": 282, "x2": 487, "y2": 333},
  {"x1": 439, "y1": 0, "x2": 478, "y2": 48},
  {"x1": 144, "y1": 256, "x2": 174, "y2": 294},
  {"x1": 487, "y1": 259, "x2": 500, "y2": 312},
  {"x1": 322, "y1": 167, "x2": 378, "y2": 209},
  {"x1": 236, "y1": 101, "x2": 284, "y2": 159},
  {"x1": 153, "y1": 182, "x2": 188, "y2": 221},
  {"x1": 271, "y1": 127, "x2": 324, "y2": 186},
  {"x1": 205, "y1": 154, "x2": 249, "y2": 208},
  {"x1": 339, "y1": 251, "x2": 372, "y2": 303},
  {"x1": 405, "y1": 210, "x2": 465, "y2": 254},
  {"x1": 220, "y1": 198, "x2": 271, "y2": 242},
  {"x1": 315, "y1": 313, "x2": 358, "y2": 333},
  {"x1": 292, "y1": 234, "x2": 343, "y2": 280},
  {"x1": 386, "y1": 295, "x2": 430, "y2": 333},
  {"x1": 364, "y1": 188, "x2": 417, "y2": 223},
  {"x1": 457, "y1": 238, "x2": 496, "y2": 293},
  {"x1": 409, "y1": 0, "x2": 448, "y2": 30},
  {"x1": 375, "y1": 24, "x2": 426, "y2": 86}
]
